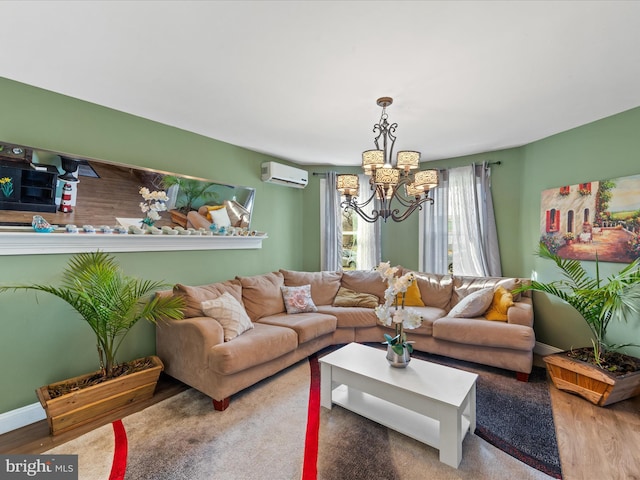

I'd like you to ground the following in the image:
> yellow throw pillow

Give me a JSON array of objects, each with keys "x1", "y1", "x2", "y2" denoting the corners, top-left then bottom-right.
[
  {"x1": 484, "y1": 286, "x2": 514, "y2": 321},
  {"x1": 205, "y1": 205, "x2": 225, "y2": 221},
  {"x1": 396, "y1": 281, "x2": 425, "y2": 307}
]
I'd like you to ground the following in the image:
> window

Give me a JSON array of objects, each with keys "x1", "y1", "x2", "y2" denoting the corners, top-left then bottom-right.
[
  {"x1": 578, "y1": 183, "x2": 592, "y2": 196},
  {"x1": 567, "y1": 210, "x2": 574, "y2": 233},
  {"x1": 341, "y1": 209, "x2": 358, "y2": 270},
  {"x1": 546, "y1": 208, "x2": 560, "y2": 233}
]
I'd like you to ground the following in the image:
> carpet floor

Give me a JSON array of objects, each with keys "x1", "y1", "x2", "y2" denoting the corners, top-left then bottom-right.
[
  {"x1": 409, "y1": 349, "x2": 562, "y2": 478},
  {"x1": 46, "y1": 351, "x2": 559, "y2": 480}
]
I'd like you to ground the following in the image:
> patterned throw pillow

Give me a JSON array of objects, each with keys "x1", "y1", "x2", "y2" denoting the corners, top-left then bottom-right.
[
  {"x1": 281, "y1": 284, "x2": 318, "y2": 314},
  {"x1": 201, "y1": 292, "x2": 254, "y2": 341}
]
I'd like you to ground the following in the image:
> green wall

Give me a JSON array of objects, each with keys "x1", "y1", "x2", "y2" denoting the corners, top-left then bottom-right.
[
  {"x1": 520, "y1": 107, "x2": 640, "y2": 357},
  {"x1": 0, "y1": 78, "x2": 306, "y2": 413}
]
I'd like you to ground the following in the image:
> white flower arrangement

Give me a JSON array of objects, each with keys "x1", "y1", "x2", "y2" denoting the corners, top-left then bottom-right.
[
  {"x1": 139, "y1": 187, "x2": 169, "y2": 226},
  {"x1": 374, "y1": 261, "x2": 423, "y2": 354}
]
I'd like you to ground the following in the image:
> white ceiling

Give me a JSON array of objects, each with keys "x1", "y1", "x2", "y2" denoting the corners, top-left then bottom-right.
[{"x1": 1, "y1": 1, "x2": 639, "y2": 167}]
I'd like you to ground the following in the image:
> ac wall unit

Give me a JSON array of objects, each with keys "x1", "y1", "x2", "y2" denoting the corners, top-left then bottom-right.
[{"x1": 261, "y1": 161, "x2": 308, "y2": 188}]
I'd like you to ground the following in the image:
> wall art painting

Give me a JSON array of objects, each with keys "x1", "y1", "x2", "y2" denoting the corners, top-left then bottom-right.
[{"x1": 540, "y1": 173, "x2": 640, "y2": 263}]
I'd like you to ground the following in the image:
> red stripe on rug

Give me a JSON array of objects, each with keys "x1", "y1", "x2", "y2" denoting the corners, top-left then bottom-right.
[
  {"x1": 109, "y1": 420, "x2": 128, "y2": 480},
  {"x1": 302, "y1": 354, "x2": 321, "y2": 480}
]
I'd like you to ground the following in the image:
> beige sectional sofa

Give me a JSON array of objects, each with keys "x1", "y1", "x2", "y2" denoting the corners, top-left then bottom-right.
[{"x1": 156, "y1": 268, "x2": 535, "y2": 410}]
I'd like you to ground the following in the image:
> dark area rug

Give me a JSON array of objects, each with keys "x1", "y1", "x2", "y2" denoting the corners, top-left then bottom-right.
[{"x1": 408, "y1": 349, "x2": 562, "y2": 478}]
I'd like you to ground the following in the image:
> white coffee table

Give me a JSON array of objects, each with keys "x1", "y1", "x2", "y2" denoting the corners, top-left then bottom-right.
[{"x1": 319, "y1": 342, "x2": 478, "y2": 468}]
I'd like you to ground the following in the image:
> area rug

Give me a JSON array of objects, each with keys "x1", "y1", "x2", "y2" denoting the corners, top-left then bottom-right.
[
  {"x1": 46, "y1": 350, "x2": 559, "y2": 480},
  {"x1": 317, "y1": 345, "x2": 562, "y2": 479}
]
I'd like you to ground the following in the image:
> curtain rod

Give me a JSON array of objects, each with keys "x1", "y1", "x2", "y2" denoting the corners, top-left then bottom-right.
[{"x1": 312, "y1": 161, "x2": 501, "y2": 176}]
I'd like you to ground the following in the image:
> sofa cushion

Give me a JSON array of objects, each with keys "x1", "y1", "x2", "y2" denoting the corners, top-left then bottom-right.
[
  {"x1": 316, "y1": 305, "x2": 378, "y2": 328},
  {"x1": 281, "y1": 285, "x2": 318, "y2": 314},
  {"x1": 207, "y1": 323, "x2": 298, "y2": 375},
  {"x1": 237, "y1": 271, "x2": 286, "y2": 321},
  {"x1": 405, "y1": 270, "x2": 453, "y2": 310},
  {"x1": 280, "y1": 269, "x2": 343, "y2": 306},
  {"x1": 201, "y1": 292, "x2": 254, "y2": 341},
  {"x1": 397, "y1": 280, "x2": 425, "y2": 306},
  {"x1": 257, "y1": 312, "x2": 337, "y2": 344},
  {"x1": 202, "y1": 204, "x2": 225, "y2": 221},
  {"x1": 451, "y1": 275, "x2": 523, "y2": 306},
  {"x1": 340, "y1": 270, "x2": 389, "y2": 303},
  {"x1": 433, "y1": 317, "x2": 535, "y2": 351},
  {"x1": 448, "y1": 287, "x2": 494, "y2": 318},
  {"x1": 209, "y1": 206, "x2": 232, "y2": 227},
  {"x1": 332, "y1": 287, "x2": 379, "y2": 308},
  {"x1": 484, "y1": 286, "x2": 514, "y2": 321},
  {"x1": 405, "y1": 306, "x2": 448, "y2": 331},
  {"x1": 173, "y1": 280, "x2": 243, "y2": 318}
]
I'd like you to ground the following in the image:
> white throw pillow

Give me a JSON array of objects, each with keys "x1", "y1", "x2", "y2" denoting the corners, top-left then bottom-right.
[
  {"x1": 201, "y1": 292, "x2": 254, "y2": 341},
  {"x1": 209, "y1": 207, "x2": 232, "y2": 227},
  {"x1": 448, "y1": 287, "x2": 494, "y2": 318}
]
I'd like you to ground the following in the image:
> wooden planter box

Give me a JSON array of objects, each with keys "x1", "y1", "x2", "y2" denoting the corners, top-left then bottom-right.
[
  {"x1": 36, "y1": 355, "x2": 164, "y2": 435},
  {"x1": 170, "y1": 209, "x2": 188, "y2": 228},
  {"x1": 544, "y1": 352, "x2": 640, "y2": 406}
]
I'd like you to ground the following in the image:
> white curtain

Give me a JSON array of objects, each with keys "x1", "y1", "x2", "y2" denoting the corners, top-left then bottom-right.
[
  {"x1": 355, "y1": 173, "x2": 381, "y2": 270},
  {"x1": 449, "y1": 162, "x2": 501, "y2": 276},
  {"x1": 320, "y1": 172, "x2": 342, "y2": 271},
  {"x1": 419, "y1": 170, "x2": 449, "y2": 274},
  {"x1": 419, "y1": 162, "x2": 501, "y2": 276}
]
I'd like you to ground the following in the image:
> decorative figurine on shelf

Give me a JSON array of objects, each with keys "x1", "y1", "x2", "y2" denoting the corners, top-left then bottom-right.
[
  {"x1": 59, "y1": 182, "x2": 74, "y2": 213},
  {"x1": 32, "y1": 215, "x2": 56, "y2": 233}
]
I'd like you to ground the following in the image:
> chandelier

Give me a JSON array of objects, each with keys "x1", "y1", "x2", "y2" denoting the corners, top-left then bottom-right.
[{"x1": 337, "y1": 97, "x2": 438, "y2": 223}]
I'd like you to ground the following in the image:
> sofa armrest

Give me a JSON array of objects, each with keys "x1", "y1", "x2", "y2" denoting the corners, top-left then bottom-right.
[
  {"x1": 507, "y1": 298, "x2": 533, "y2": 328},
  {"x1": 186, "y1": 210, "x2": 211, "y2": 230},
  {"x1": 157, "y1": 316, "x2": 224, "y2": 365}
]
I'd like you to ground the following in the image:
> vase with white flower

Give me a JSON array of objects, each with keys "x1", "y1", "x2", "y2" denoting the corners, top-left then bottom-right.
[
  {"x1": 374, "y1": 262, "x2": 423, "y2": 367},
  {"x1": 139, "y1": 187, "x2": 169, "y2": 228}
]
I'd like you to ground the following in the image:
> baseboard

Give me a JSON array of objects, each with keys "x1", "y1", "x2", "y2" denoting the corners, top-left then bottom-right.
[
  {"x1": 0, "y1": 402, "x2": 46, "y2": 435},
  {"x1": 534, "y1": 341, "x2": 563, "y2": 357}
]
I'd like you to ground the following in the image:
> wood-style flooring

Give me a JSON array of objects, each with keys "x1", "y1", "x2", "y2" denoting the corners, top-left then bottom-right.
[{"x1": 1, "y1": 362, "x2": 639, "y2": 479}]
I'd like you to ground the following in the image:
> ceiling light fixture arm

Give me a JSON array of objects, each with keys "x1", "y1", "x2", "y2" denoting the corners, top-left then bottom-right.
[{"x1": 340, "y1": 181, "x2": 434, "y2": 223}]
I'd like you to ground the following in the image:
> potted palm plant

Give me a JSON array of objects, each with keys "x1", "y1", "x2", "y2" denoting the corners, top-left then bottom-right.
[
  {"x1": 0, "y1": 251, "x2": 184, "y2": 434},
  {"x1": 518, "y1": 242, "x2": 640, "y2": 406},
  {"x1": 162, "y1": 175, "x2": 220, "y2": 227}
]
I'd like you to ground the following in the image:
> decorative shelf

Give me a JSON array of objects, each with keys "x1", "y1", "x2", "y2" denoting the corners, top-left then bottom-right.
[{"x1": 0, "y1": 229, "x2": 266, "y2": 255}]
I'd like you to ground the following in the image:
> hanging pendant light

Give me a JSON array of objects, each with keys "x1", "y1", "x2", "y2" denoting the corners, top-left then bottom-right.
[{"x1": 337, "y1": 97, "x2": 438, "y2": 223}]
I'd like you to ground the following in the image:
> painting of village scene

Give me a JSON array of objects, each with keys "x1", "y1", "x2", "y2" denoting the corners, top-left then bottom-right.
[{"x1": 540, "y1": 173, "x2": 640, "y2": 263}]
